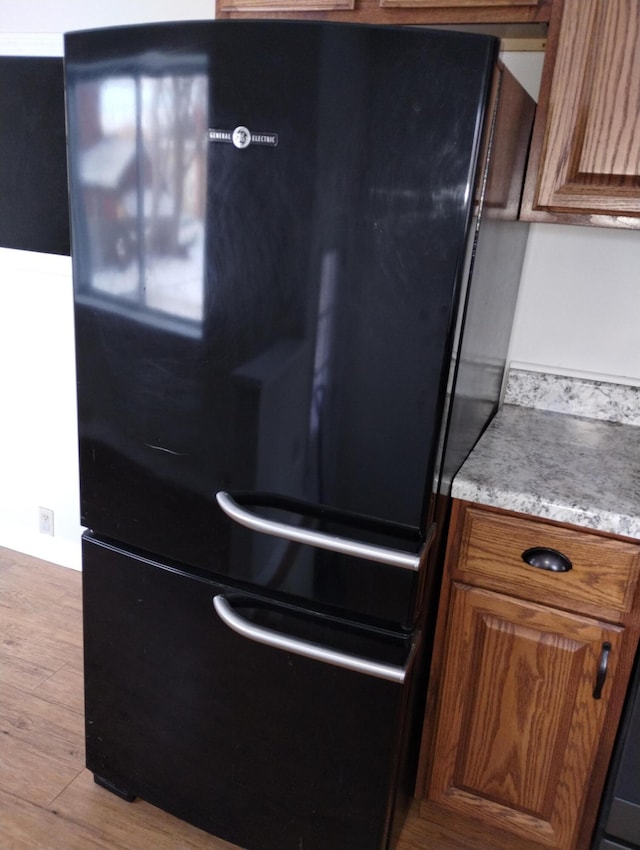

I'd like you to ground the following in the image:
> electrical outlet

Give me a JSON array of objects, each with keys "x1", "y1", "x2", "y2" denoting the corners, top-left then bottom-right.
[{"x1": 38, "y1": 507, "x2": 54, "y2": 536}]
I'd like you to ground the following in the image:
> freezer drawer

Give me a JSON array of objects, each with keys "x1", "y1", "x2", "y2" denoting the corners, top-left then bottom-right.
[{"x1": 82, "y1": 534, "x2": 417, "y2": 850}]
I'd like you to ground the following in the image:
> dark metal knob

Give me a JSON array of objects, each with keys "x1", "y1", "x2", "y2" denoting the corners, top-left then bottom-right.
[{"x1": 521, "y1": 547, "x2": 573, "y2": 573}]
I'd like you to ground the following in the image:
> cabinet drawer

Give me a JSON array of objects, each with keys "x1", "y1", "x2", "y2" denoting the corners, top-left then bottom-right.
[{"x1": 454, "y1": 506, "x2": 640, "y2": 621}]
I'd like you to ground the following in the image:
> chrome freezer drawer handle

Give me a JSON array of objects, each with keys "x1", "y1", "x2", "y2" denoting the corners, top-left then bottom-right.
[
  {"x1": 216, "y1": 491, "x2": 421, "y2": 572},
  {"x1": 213, "y1": 595, "x2": 415, "y2": 684}
]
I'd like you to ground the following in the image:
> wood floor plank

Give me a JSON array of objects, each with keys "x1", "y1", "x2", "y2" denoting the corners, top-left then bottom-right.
[
  {"x1": 0, "y1": 729, "x2": 82, "y2": 807},
  {"x1": 52, "y1": 769, "x2": 240, "y2": 850},
  {"x1": 1, "y1": 680, "x2": 84, "y2": 770},
  {"x1": 0, "y1": 588, "x2": 83, "y2": 635},
  {"x1": 0, "y1": 647, "x2": 60, "y2": 692},
  {"x1": 34, "y1": 664, "x2": 85, "y2": 716},
  {"x1": 0, "y1": 549, "x2": 81, "y2": 606},
  {"x1": 0, "y1": 584, "x2": 50, "y2": 614},
  {"x1": 0, "y1": 609, "x2": 82, "y2": 672},
  {"x1": 0, "y1": 786, "x2": 130, "y2": 850}
]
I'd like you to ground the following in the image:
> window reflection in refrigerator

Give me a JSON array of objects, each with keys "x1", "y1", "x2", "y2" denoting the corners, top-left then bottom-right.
[{"x1": 76, "y1": 71, "x2": 207, "y2": 325}]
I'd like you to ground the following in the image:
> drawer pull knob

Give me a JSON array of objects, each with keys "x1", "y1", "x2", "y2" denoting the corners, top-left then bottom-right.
[
  {"x1": 521, "y1": 547, "x2": 573, "y2": 573},
  {"x1": 593, "y1": 642, "x2": 612, "y2": 700}
]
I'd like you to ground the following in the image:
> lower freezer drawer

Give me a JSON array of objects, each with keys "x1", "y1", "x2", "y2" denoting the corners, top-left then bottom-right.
[{"x1": 82, "y1": 535, "x2": 415, "y2": 850}]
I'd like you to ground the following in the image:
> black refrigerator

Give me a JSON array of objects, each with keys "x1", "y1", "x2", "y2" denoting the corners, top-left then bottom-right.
[{"x1": 64, "y1": 20, "x2": 533, "y2": 850}]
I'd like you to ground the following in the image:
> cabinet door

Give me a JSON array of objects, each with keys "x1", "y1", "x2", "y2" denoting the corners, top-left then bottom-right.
[
  {"x1": 522, "y1": 0, "x2": 640, "y2": 226},
  {"x1": 428, "y1": 584, "x2": 623, "y2": 850}
]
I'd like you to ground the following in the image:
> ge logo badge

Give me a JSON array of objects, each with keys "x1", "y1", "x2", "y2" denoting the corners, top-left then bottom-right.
[
  {"x1": 208, "y1": 127, "x2": 278, "y2": 150},
  {"x1": 208, "y1": 126, "x2": 278, "y2": 149},
  {"x1": 232, "y1": 126, "x2": 251, "y2": 149}
]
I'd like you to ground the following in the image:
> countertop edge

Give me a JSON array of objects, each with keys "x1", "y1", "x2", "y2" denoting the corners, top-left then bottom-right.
[{"x1": 451, "y1": 373, "x2": 640, "y2": 542}]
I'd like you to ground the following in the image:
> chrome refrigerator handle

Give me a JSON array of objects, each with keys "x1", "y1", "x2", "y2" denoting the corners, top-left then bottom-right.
[
  {"x1": 216, "y1": 491, "x2": 422, "y2": 571},
  {"x1": 213, "y1": 595, "x2": 415, "y2": 684}
]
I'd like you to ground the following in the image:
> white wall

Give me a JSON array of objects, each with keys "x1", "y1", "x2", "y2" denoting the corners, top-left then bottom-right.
[
  {"x1": 1, "y1": 8, "x2": 639, "y2": 570},
  {"x1": 0, "y1": 0, "x2": 214, "y2": 34},
  {"x1": 509, "y1": 224, "x2": 640, "y2": 384},
  {"x1": 0, "y1": 250, "x2": 82, "y2": 567}
]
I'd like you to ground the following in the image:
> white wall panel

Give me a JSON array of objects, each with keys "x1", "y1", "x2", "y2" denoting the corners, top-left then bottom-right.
[
  {"x1": 0, "y1": 249, "x2": 83, "y2": 568},
  {"x1": 0, "y1": 0, "x2": 214, "y2": 34},
  {"x1": 508, "y1": 224, "x2": 640, "y2": 386}
]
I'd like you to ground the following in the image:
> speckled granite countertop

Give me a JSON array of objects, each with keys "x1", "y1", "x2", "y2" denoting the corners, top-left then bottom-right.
[{"x1": 452, "y1": 370, "x2": 640, "y2": 540}]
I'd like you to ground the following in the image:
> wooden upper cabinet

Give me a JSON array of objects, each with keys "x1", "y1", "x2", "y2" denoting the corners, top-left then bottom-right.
[
  {"x1": 216, "y1": 0, "x2": 552, "y2": 25},
  {"x1": 522, "y1": 0, "x2": 640, "y2": 227}
]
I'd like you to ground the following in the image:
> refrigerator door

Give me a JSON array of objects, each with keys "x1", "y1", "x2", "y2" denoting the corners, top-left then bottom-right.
[
  {"x1": 82, "y1": 533, "x2": 417, "y2": 850},
  {"x1": 66, "y1": 21, "x2": 497, "y2": 613}
]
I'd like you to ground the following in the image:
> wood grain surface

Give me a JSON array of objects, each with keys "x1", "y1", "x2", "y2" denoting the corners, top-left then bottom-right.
[
  {"x1": 427, "y1": 583, "x2": 622, "y2": 850},
  {"x1": 522, "y1": 0, "x2": 640, "y2": 226},
  {"x1": 215, "y1": 0, "x2": 552, "y2": 25},
  {"x1": 418, "y1": 501, "x2": 640, "y2": 850},
  {"x1": 455, "y1": 506, "x2": 640, "y2": 623}
]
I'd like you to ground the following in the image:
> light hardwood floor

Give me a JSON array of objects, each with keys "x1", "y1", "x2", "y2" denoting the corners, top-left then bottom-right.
[{"x1": 0, "y1": 545, "x2": 481, "y2": 850}]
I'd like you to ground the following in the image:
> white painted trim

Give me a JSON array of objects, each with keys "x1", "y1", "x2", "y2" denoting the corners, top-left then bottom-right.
[
  {"x1": 0, "y1": 33, "x2": 63, "y2": 56},
  {"x1": 0, "y1": 247, "x2": 72, "y2": 277}
]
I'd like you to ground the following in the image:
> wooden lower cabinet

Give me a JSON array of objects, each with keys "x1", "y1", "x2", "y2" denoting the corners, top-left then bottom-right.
[
  {"x1": 428, "y1": 584, "x2": 622, "y2": 849},
  {"x1": 420, "y1": 502, "x2": 640, "y2": 850}
]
